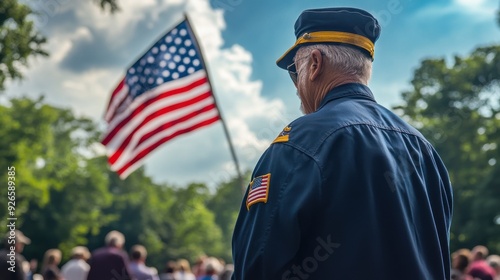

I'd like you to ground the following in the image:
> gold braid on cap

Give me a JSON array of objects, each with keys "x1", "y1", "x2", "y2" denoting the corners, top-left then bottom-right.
[{"x1": 277, "y1": 31, "x2": 375, "y2": 64}]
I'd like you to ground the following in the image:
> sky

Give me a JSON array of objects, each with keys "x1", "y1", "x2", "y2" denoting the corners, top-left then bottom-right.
[{"x1": 5, "y1": 0, "x2": 500, "y2": 187}]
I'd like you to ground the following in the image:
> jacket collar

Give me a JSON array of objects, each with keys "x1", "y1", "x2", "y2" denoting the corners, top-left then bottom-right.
[{"x1": 317, "y1": 83, "x2": 376, "y2": 110}]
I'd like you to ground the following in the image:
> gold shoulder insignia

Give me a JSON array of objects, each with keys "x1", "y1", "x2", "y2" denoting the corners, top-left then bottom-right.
[{"x1": 272, "y1": 126, "x2": 291, "y2": 144}]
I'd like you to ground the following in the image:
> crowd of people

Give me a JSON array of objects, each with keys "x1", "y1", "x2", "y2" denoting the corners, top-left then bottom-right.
[
  {"x1": 451, "y1": 245, "x2": 500, "y2": 280},
  {"x1": 2, "y1": 229, "x2": 500, "y2": 280},
  {"x1": 1, "y1": 230, "x2": 233, "y2": 280}
]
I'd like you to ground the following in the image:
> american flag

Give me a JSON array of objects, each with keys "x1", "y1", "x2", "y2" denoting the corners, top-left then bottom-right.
[
  {"x1": 246, "y1": 174, "x2": 271, "y2": 210},
  {"x1": 101, "y1": 19, "x2": 221, "y2": 179}
]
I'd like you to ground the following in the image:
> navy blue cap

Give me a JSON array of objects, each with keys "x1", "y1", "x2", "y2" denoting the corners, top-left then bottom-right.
[{"x1": 276, "y1": 7, "x2": 381, "y2": 69}]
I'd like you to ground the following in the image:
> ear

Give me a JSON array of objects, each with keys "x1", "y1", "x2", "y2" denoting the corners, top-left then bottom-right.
[{"x1": 308, "y1": 49, "x2": 323, "y2": 81}]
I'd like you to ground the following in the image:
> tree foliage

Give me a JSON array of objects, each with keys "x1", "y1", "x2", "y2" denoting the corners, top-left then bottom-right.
[
  {"x1": 395, "y1": 46, "x2": 500, "y2": 253},
  {"x1": 0, "y1": 0, "x2": 47, "y2": 91},
  {"x1": 0, "y1": 96, "x2": 245, "y2": 268}
]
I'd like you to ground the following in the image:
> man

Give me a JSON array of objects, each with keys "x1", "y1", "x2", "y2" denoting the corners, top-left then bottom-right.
[
  {"x1": 87, "y1": 230, "x2": 134, "y2": 280},
  {"x1": 129, "y1": 244, "x2": 159, "y2": 280},
  {"x1": 61, "y1": 246, "x2": 91, "y2": 280},
  {"x1": 0, "y1": 230, "x2": 31, "y2": 280},
  {"x1": 231, "y1": 7, "x2": 453, "y2": 280}
]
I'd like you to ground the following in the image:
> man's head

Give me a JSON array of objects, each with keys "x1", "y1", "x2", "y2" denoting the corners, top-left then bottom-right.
[
  {"x1": 71, "y1": 246, "x2": 90, "y2": 260},
  {"x1": 276, "y1": 7, "x2": 380, "y2": 114},
  {"x1": 471, "y1": 245, "x2": 489, "y2": 261},
  {"x1": 105, "y1": 230, "x2": 125, "y2": 249},
  {"x1": 3, "y1": 230, "x2": 31, "y2": 253},
  {"x1": 130, "y1": 244, "x2": 147, "y2": 263}
]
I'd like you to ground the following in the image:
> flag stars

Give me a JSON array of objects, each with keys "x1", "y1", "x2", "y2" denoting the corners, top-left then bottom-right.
[{"x1": 125, "y1": 21, "x2": 204, "y2": 95}]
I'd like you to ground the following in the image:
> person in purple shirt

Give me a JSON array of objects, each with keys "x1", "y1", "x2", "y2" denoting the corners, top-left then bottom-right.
[
  {"x1": 87, "y1": 230, "x2": 134, "y2": 280},
  {"x1": 129, "y1": 245, "x2": 159, "y2": 280}
]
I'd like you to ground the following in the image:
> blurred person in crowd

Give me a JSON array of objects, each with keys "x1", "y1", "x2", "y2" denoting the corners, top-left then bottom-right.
[
  {"x1": 129, "y1": 244, "x2": 159, "y2": 280},
  {"x1": 28, "y1": 259, "x2": 39, "y2": 280},
  {"x1": 451, "y1": 249, "x2": 472, "y2": 280},
  {"x1": 61, "y1": 246, "x2": 90, "y2": 280},
  {"x1": 159, "y1": 261, "x2": 178, "y2": 280},
  {"x1": 199, "y1": 257, "x2": 222, "y2": 280},
  {"x1": 218, "y1": 264, "x2": 233, "y2": 280},
  {"x1": 176, "y1": 259, "x2": 195, "y2": 280},
  {"x1": 41, "y1": 249, "x2": 63, "y2": 280},
  {"x1": 86, "y1": 230, "x2": 133, "y2": 280},
  {"x1": 487, "y1": 255, "x2": 500, "y2": 280},
  {"x1": 0, "y1": 230, "x2": 31, "y2": 280},
  {"x1": 192, "y1": 255, "x2": 207, "y2": 279},
  {"x1": 468, "y1": 245, "x2": 496, "y2": 280}
]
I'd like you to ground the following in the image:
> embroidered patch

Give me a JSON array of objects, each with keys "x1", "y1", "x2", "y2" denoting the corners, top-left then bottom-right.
[
  {"x1": 272, "y1": 126, "x2": 292, "y2": 144},
  {"x1": 246, "y1": 173, "x2": 271, "y2": 210}
]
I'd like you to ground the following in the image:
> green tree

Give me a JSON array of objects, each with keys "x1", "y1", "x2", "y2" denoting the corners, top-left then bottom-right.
[
  {"x1": 395, "y1": 45, "x2": 500, "y2": 253},
  {"x1": 85, "y1": 165, "x2": 177, "y2": 269},
  {"x1": 167, "y1": 183, "x2": 225, "y2": 262},
  {"x1": 0, "y1": 97, "x2": 113, "y2": 262},
  {"x1": 207, "y1": 172, "x2": 249, "y2": 261},
  {"x1": 0, "y1": 0, "x2": 47, "y2": 91}
]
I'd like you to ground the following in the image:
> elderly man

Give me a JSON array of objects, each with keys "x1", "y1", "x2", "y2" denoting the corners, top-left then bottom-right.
[
  {"x1": 231, "y1": 7, "x2": 453, "y2": 280},
  {"x1": 87, "y1": 230, "x2": 133, "y2": 280}
]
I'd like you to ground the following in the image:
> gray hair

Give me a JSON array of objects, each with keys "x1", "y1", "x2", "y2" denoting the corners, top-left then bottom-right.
[
  {"x1": 295, "y1": 44, "x2": 372, "y2": 84},
  {"x1": 105, "y1": 230, "x2": 125, "y2": 247}
]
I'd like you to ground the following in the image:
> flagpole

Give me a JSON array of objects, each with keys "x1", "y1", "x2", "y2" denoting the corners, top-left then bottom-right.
[{"x1": 184, "y1": 13, "x2": 245, "y2": 190}]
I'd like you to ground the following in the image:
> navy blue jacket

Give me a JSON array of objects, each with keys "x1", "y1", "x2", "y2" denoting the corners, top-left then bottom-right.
[{"x1": 232, "y1": 83, "x2": 453, "y2": 280}]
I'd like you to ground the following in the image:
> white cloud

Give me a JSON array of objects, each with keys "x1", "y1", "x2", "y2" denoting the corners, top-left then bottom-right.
[
  {"x1": 7, "y1": 0, "x2": 287, "y2": 187},
  {"x1": 414, "y1": 0, "x2": 498, "y2": 19}
]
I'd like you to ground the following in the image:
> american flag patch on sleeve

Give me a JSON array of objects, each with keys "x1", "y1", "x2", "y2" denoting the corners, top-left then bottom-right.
[{"x1": 246, "y1": 173, "x2": 271, "y2": 210}]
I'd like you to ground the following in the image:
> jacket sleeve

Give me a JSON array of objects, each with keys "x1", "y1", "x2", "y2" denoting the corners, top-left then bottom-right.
[{"x1": 232, "y1": 143, "x2": 322, "y2": 280}]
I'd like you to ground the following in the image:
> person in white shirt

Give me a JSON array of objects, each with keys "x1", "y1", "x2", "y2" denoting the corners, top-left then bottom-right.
[{"x1": 61, "y1": 246, "x2": 90, "y2": 280}]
